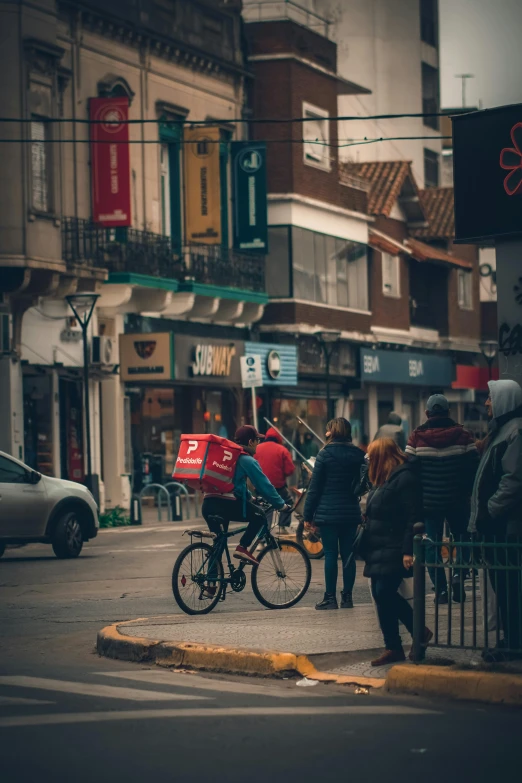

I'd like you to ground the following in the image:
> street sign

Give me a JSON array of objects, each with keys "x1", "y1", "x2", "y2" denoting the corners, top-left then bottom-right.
[
  {"x1": 231, "y1": 141, "x2": 268, "y2": 253},
  {"x1": 240, "y1": 354, "x2": 263, "y2": 389}
]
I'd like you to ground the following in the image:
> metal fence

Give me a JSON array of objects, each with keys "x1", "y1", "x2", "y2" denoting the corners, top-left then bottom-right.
[{"x1": 411, "y1": 522, "x2": 522, "y2": 662}]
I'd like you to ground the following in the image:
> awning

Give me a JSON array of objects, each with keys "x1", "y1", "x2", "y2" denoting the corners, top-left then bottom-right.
[
  {"x1": 368, "y1": 228, "x2": 473, "y2": 270},
  {"x1": 452, "y1": 365, "x2": 499, "y2": 391},
  {"x1": 405, "y1": 238, "x2": 473, "y2": 270}
]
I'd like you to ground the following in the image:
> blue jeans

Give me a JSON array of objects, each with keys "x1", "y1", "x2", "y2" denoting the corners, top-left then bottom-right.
[
  {"x1": 424, "y1": 508, "x2": 470, "y2": 595},
  {"x1": 320, "y1": 524, "x2": 357, "y2": 595}
]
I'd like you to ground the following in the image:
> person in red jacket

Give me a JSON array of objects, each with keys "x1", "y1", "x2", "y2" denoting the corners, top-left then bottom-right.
[{"x1": 255, "y1": 428, "x2": 295, "y2": 527}]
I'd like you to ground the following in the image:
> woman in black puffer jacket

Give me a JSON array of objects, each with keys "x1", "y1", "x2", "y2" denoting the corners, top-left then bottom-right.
[
  {"x1": 361, "y1": 437, "x2": 431, "y2": 666},
  {"x1": 303, "y1": 418, "x2": 365, "y2": 610}
]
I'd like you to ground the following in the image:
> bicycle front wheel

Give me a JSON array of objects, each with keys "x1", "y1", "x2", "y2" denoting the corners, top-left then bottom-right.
[
  {"x1": 251, "y1": 539, "x2": 311, "y2": 609},
  {"x1": 172, "y1": 542, "x2": 224, "y2": 615}
]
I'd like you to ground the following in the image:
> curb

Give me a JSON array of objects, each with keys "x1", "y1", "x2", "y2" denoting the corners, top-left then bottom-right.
[
  {"x1": 96, "y1": 622, "x2": 385, "y2": 689},
  {"x1": 386, "y1": 664, "x2": 522, "y2": 706}
]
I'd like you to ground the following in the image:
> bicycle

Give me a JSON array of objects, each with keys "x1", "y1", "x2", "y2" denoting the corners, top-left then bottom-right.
[{"x1": 172, "y1": 501, "x2": 312, "y2": 615}]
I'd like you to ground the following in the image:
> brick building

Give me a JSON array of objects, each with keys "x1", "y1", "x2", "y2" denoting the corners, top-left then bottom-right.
[{"x1": 244, "y1": 9, "x2": 481, "y2": 445}]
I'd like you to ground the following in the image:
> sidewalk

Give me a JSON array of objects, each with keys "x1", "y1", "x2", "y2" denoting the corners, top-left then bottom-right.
[{"x1": 97, "y1": 605, "x2": 522, "y2": 704}]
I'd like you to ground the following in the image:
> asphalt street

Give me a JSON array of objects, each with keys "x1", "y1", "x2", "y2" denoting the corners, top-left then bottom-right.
[{"x1": 1, "y1": 524, "x2": 521, "y2": 783}]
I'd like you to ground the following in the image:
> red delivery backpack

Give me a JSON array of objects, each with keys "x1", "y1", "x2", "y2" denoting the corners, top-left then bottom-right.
[{"x1": 173, "y1": 434, "x2": 244, "y2": 494}]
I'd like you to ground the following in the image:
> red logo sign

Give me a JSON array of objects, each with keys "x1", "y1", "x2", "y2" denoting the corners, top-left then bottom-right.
[
  {"x1": 500, "y1": 122, "x2": 522, "y2": 196},
  {"x1": 89, "y1": 97, "x2": 132, "y2": 226}
]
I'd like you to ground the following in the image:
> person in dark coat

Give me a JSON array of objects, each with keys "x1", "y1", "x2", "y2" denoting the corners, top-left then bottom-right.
[
  {"x1": 469, "y1": 380, "x2": 522, "y2": 661},
  {"x1": 303, "y1": 417, "x2": 365, "y2": 610},
  {"x1": 361, "y1": 437, "x2": 432, "y2": 666},
  {"x1": 406, "y1": 394, "x2": 479, "y2": 603}
]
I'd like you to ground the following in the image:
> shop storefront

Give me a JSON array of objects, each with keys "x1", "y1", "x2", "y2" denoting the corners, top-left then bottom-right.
[
  {"x1": 359, "y1": 347, "x2": 456, "y2": 439},
  {"x1": 120, "y1": 332, "x2": 298, "y2": 488}
]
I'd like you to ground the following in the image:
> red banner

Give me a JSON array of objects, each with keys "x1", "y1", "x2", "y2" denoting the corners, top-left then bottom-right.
[{"x1": 89, "y1": 97, "x2": 131, "y2": 227}]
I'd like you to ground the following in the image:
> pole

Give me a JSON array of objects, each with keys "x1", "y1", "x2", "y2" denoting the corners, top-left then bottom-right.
[
  {"x1": 251, "y1": 386, "x2": 258, "y2": 430},
  {"x1": 263, "y1": 417, "x2": 310, "y2": 464},
  {"x1": 82, "y1": 325, "x2": 93, "y2": 485},
  {"x1": 296, "y1": 416, "x2": 325, "y2": 445},
  {"x1": 325, "y1": 350, "x2": 331, "y2": 422},
  {"x1": 412, "y1": 522, "x2": 426, "y2": 663}
]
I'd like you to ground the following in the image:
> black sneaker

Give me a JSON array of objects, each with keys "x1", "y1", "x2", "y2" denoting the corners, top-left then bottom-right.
[
  {"x1": 452, "y1": 576, "x2": 466, "y2": 603},
  {"x1": 315, "y1": 593, "x2": 338, "y2": 610},
  {"x1": 340, "y1": 591, "x2": 354, "y2": 609},
  {"x1": 435, "y1": 590, "x2": 449, "y2": 605}
]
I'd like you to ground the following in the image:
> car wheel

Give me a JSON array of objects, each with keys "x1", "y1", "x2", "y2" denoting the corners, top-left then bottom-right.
[
  {"x1": 0, "y1": 542, "x2": 6, "y2": 559},
  {"x1": 51, "y1": 511, "x2": 84, "y2": 559}
]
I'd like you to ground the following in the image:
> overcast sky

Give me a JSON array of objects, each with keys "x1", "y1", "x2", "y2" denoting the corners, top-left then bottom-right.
[{"x1": 440, "y1": 0, "x2": 522, "y2": 110}]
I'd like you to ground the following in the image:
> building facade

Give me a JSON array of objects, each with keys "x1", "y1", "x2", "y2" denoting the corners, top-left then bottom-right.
[{"x1": 0, "y1": 0, "x2": 276, "y2": 510}]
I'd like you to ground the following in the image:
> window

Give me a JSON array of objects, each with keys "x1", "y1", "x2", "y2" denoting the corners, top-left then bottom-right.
[
  {"x1": 265, "y1": 226, "x2": 291, "y2": 297},
  {"x1": 303, "y1": 102, "x2": 330, "y2": 171},
  {"x1": 422, "y1": 63, "x2": 440, "y2": 130},
  {"x1": 382, "y1": 253, "x2": 401, "y2": 297},
  {"x1": 31, "y1": 117, "x2": 50, "y2": 212},
  {"x1": 160, "y1": 143, "x2": 171, "y2": 237},
  {"x1": 158, "y1": 116, "x2": 183, "y2": 246},
  {"x1": 420, "y1": 0, "x2": 438, "y2": 46},
  {"x1": 458, "y1": 270, "x2": 473, "y2": 310},
  {"x1": 424, "y1": 148, "x2": 440, "y2": 188},
  {"x1": 0, "y1": 455, "x2": 28, "y2": 484},
  {"x1": 291, "y1": 226, "x2": 368, "y2": 310}
]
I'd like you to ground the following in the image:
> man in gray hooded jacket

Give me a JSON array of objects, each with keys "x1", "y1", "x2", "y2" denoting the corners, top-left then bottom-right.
[
  {"x1": 469, "y1": 379, "x2": 522, "y2": 660},
  {"x1": 374, "y1": 412, "x2": 406, "y2": 452}
]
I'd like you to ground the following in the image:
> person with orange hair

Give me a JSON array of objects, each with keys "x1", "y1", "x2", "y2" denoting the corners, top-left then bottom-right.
[{"x1": 361, "y1": 438, "x2": 432, "y2": 666}]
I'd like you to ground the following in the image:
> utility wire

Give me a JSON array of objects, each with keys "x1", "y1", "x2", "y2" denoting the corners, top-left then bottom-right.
[
  {"x1": 0, "y1": 111, "x2": 467, "y2": 125},
  {"x1": 0, "y1": 136, "x2": 452, "y2": 146}
]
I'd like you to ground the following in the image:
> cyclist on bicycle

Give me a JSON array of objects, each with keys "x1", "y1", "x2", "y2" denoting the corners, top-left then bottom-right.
[{"x1": 201, "y1": 425, "x2": 292, "y2": 566}]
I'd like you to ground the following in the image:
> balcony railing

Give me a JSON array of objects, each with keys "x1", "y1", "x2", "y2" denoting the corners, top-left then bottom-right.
[
  {"x1": 62, "y1": 218, "x2": 265, "y2": 294},
  {"x1": 243, "y1": 0, "x2": 331, "y2": 37}
]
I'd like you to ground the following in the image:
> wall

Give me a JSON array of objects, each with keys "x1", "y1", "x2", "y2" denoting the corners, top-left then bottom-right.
[
  {"x1": 260, "y1": 300, "x2": 371, "y2": 333},
  {"x1": 370, "y1": 216, "x2": 411, "y2": 331},
  {"x1": 447, "y1": 240, "x2": 480, "y2": 340},
  {"x1": 312, "y1": 0, "x2": 443, "y2": 188},
  {"x1": 57, "y1": 16, "x2": 243, "y2": 234}
]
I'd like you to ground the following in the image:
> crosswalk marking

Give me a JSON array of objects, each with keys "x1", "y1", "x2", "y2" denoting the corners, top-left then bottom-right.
[
  {"x1": 0, "y1": 696, "x2": 54, "y2": 706},
  {"x1": 0, "y1": 677, "x2": 210, "y2": 702},
  {"x1": 96, "y1": 670, "x2": 333, "y2": 698},
  {"x1": 0, "y1": 704, "x2": 440, "y2": 728}
]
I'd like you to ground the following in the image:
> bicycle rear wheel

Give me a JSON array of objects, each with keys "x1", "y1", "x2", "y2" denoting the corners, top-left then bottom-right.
[
  {"x1": 172, "y1": 542, "x2": 224, "y2": 615},
  {"x1": 251, "y1": 539, "x2": 311, "y2": 609}
]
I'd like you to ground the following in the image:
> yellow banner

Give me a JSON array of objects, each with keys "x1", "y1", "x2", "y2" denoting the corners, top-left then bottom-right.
[{"x1": 184, "y1": 126, "x2": 222, "y2": 244}]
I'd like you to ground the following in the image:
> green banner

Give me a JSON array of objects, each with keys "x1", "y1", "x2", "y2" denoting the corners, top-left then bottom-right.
[{"x1": 231, "y1": 141, "x2": 268, "y2": 253}]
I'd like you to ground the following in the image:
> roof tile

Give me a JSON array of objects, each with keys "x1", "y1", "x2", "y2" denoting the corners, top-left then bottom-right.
[
  {"x1": 339, "y1": 160, "x2": 417, "y2": 217},
  {"x1": 413, "y1": 187, "x2": 455, "y2": 239}
]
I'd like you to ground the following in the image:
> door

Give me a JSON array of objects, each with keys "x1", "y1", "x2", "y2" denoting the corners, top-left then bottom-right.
[{"x1": 0, "y1": 454, "x2": 47, "y2": 538}]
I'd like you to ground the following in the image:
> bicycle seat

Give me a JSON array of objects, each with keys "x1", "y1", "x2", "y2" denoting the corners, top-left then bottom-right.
[{"x1": 184, "y1": 529, "x2": 217, "y2": 540}]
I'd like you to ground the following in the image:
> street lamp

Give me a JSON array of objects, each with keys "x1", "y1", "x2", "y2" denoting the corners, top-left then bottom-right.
[
  {"x1": 66, "y1": 293, "x2": 100, "y2": 499},
  {"x1": 479, "y1": 340, "x2": 498, "y2": 382},
  {"x1": 314, "y1": 330, "x2": 341, "y2": 422}
]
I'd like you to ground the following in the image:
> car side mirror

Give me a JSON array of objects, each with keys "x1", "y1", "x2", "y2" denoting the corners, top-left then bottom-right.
[{"x1": 27, "y1": 470, "x2": 41, "y2": 485}]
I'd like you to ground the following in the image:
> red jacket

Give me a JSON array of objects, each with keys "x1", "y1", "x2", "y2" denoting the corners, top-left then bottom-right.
[{"x1": 255, "y1": 429, "x2": 295, "y2": 489}]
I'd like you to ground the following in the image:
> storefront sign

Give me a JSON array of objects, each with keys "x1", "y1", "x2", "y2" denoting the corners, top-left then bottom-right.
[
  {"x1": 119, "y1": 333, "x2": 174, "y2": 381},
  {"x1": 359, "y1": 348, "x2": 454, "y2": 387},
  {"x1": 192, "y1": 343, "x2": 236, "y2": 377},
  {"x1": 184, "y1": 126, "x2": 221, "y2": 244},
  {"x1": 240, "y1": 355, "x2": 263, "y2": 389},
  {"x1": 232, "y1": 141, "x2": 268, "y2": 252},
  {"x1": 244, "y1": 342, "x2": 298, "y2": 386},
  {"x1": 174, "y1": 336, "x2": 243, "y2": 385},
  {"x1": 453, "y1": 104, "x2": 522, "y2": 242},
  {"x1": 89, "y1": 97, "x2": 131, "y2": 227}
]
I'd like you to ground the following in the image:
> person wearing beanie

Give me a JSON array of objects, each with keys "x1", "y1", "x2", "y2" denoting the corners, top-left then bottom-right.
[{"x1": 406, "y1": 394, "x2": 479, "y2": 604}]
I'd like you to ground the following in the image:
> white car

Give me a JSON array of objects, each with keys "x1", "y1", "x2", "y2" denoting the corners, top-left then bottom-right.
[{"x1": 0, "y1": 450, "x2": 99, "y2": 559}]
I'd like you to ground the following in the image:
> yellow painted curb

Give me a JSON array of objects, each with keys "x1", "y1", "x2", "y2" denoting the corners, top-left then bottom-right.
[
  {"x1": 386, "y1": 664, "x2": 522, "y2": 706},
  {"x1": 96, "y1": 621, "x2": 385, "y2": 688}
]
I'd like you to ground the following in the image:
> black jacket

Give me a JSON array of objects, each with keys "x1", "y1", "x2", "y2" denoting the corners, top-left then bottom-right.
[
  {"x1": 303, "y1": 440, "x2": 365, "y2": 527},
  {"x1": 361, "y1": 460, "x2": 422, "y2": 578}
]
